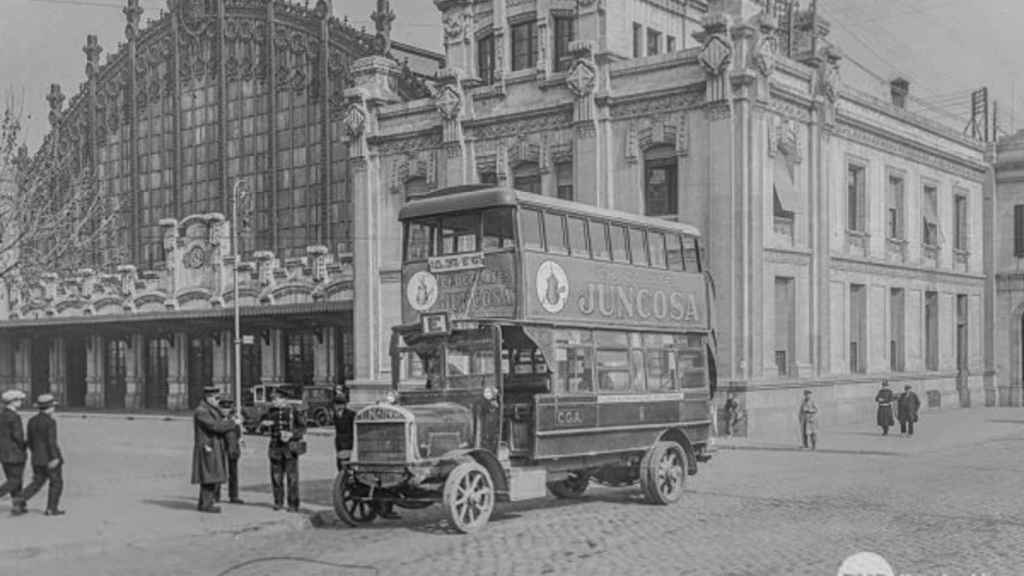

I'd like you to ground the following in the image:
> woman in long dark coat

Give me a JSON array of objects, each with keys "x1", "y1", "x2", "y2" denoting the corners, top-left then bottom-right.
[
  {"x1": 192, "y1": 387, "x2": 238, "y2": 513},
  {"x1": 874, "y1": 380, "x2": 896, "y2": 436}
]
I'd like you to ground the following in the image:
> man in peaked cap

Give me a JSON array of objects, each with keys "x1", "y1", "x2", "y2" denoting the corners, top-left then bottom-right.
[
  {"x1": 191, "y1": 386, "x2": 240, "y2": 513},
  {"x1": 216, "y1": 396, "x2": 244, "y2": 505},
  {"x1": 14, "y1": 394, "x2": 64, "y2": 515},
  {"x1": 0, "y1": 389, "x2": 28, "y2": 515}
]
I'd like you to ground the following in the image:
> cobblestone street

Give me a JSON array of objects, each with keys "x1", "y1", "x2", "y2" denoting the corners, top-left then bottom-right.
[{"x1": 3, "y1": 408, "x2": 1024, "y2": 576}]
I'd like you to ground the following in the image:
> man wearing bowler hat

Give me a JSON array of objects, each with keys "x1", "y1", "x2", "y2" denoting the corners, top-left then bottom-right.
[
  {"x1": 15, "y1": 394, "x2": 64, "y2": 515},
  {"x1": 0, "y1": 389, "x2": 27, "y2": 515},
  {"x1": 191, "y1": 386, "x2": 240, "y2": 513}
]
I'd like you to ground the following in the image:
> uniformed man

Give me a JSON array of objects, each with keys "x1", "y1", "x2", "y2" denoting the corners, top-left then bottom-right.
[
  {"x1": 15, "y1": 394, "x2": 64, "y2": 515},
  {"x1": 191, "y1": 386, "x2": 239, "y2": 513},
  {"x1": 267, "y1": 388, "x2": 305, "y2": 512},
  {"x1": 217, "y1": 397, "x2": 244, "y2": 505},
  {"x1": 0, "y1": 390, "x2": 27, "y2": 515},
  {"x1": 332, "y1": 392, "x2": 355, "y2": 472}
]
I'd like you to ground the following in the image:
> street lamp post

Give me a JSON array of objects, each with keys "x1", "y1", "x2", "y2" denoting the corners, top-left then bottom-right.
[{"x1": 231, "y1": 178, "x2": 248, "y2": 421}]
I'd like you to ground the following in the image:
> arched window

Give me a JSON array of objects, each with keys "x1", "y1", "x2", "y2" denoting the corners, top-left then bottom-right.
[
  {"x1": 405, "y1": 177, "x2": 429, "y2": 200},
  {"x1": 513, "y1": 162, "x2": 541, "y2": 194},
  {"x1": 643, "y1": 146, "x2": 677, "y2": 217}
]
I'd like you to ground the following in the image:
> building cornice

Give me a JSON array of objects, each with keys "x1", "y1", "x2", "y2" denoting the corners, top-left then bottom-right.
[{"x1": 831, "y1": 255, "x2": 985, "y2": 287}]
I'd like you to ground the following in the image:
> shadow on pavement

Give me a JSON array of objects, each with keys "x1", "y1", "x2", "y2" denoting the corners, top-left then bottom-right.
[
  {"x1": 142, "y1": 498, "x2": 199, "y2": 511},
  {"x1": 721, "y1": 444, "x2": 899, "y2": 457}
]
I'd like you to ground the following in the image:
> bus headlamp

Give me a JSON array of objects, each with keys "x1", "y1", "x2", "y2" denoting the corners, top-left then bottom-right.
[{"x1": 483, "y1": 386, "x2": 497, "y2": 401}]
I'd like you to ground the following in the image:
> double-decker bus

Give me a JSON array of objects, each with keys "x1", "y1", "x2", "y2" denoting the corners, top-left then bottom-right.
[{"x1": 333, "y1": 185, "x2": 718, "y2": 533}]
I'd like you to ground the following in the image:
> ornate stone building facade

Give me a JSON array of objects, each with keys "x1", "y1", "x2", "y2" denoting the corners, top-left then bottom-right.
[
  {"x1": 0, "y1": 0, "x2": 441, "y2": 410},
  {"x1": 0, "y1": 0, "x2": 996, "y2": 438}
]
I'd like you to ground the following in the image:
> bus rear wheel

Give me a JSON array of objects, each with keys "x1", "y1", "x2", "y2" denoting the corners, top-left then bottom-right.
[
  {"x1": 333, "y1": 470, "x2": 379, "y2": 526},
  {"x1": 548, "y1": 472, "x2": 589, "y2": 499},
  {"x1": 639, "y1": 441, "x2": 687, "y2": 505},
  {"x1": 443, "y1": 461, "x2": 495, "y2": 533}
]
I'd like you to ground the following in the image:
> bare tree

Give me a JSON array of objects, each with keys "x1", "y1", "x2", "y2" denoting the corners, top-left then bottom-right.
[{"x1": 0, "y1": 105, "x2": 122, "y2": 283}]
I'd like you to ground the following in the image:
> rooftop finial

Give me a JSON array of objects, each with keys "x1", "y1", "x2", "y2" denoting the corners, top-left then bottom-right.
[{"x1": 371, "y1": 0, "x2": 395, "y2": 55}]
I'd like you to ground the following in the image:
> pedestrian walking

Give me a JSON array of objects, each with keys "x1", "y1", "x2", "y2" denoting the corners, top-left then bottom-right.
[
  {"x1": 267, "y1": 389, "x2": 305, "y2": 512},
  {"x1": 191, "y1": 386, "x2": 239, "y2": 514},
  {"x1": 333, "y1": 392, "x2": 355, "y2": 473},
  {"x1": 0, "y1": 389, "x2": 27, "y2": 515},
  {"x1": 217, "y1": 397, "x2": 244, "y2": 505},
  {"x1": 874, "y1": 380, "x2": 896, "y2": 436},
  {"x1": 897, "y1": 385, "x2": 921, "y2": 437},
  {"x1": 723, "y1": 392, "x2": 740, "y2": 438},
  {"x1": 798, "y1": 390, "x2": 818, "y2": 450},
  {"x1": 14, "y1": 394, "x2": 65, "y2": 516}
]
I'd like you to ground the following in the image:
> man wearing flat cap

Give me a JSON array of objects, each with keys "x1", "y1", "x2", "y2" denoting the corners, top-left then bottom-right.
[
  {"x1": 14, "y1": 394, "x2": 64, "y2": 515},
  {"x1": 0, "y1": 389, "x2": 28, "y2": 515},
  {"x1": 191, "y1": 386, "x2": 240, "y2": 513}
]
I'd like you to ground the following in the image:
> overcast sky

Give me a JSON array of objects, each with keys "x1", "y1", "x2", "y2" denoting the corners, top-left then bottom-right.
[{"x1": 2, "y1": 0, "x2": 1021, "y2": 148}]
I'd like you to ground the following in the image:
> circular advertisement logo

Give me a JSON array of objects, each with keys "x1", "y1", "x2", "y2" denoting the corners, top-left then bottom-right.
[
  {"x1": 837, "y1": 552, "x2": 894, "y2": 576},
  {"x1": 406, "y1": 271, "x2": 438, "y2": 312},
  {"x1": 536, "y1": 261, "x2": 569, "y2": 313}
]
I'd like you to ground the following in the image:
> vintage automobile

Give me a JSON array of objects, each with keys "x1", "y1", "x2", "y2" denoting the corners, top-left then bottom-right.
[
  {"x1": 242, "y1": 383, "x2": 336, "y2": 433},
  {"x1": 332, "y1": 186, "x2": 717, "y2": 533}
]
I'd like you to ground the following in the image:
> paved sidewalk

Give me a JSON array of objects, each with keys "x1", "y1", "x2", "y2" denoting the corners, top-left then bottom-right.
[{"x1": 717, "y1": 405, "x2": 1024, "y2": 455}]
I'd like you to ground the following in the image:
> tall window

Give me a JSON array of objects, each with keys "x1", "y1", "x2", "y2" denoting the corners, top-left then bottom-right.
[
  {"x1": 553, "y1": 16, "x2": 575, "y2": 72},
  {"x1": 646, "y1": 28, "x2": 661, "y2": 55},
  {"x1": 774, "y1": 277, "x2": 794, "y2": 376},
  {"x1": 773, "y1": 155, "x2": 797, "y2": 232},
  {"x1": 666, "y1": 35, "x2": 677, "y2": 52},
  {"x1": 849, "y1": 284, "x2": 866, "y2": 373},
  {"x1": 890, "y1": 288, "x2": 905, "y2": 372},
  {"x1": 925, "y1": 291, "x2": 939, "y2": 371},
  {"x1": 847, "y1": 163, "x2": 866, "y2": 232},
  {"x1": 555, "y1": 162, "x2": 573, "y2": 201},
  {"x1": 511, "y1": 20, "x2": 537, "y2": 71},
  {"x1": 1015, "y1": 205, "x2": 1024, "y2": 257},
  {"x1": 632, "y1": 23, "x2": 643, "y2": 57},
  {"x1": 953, "y1": 193, "x2": 968, "y2": 251},
  {"x1": 922, "y1": 184, "x2": 939, "y2": 246},
  {"x1": 478, "y1": 33, "x2": 496, "y2": 83},
  {"x1": 644, "y1": 147, "x2": 677, "y2": 217},
  {"x1": 513, "y1": 162, "x2": 541, "y2": 194},
  {"x1": 284, "y1": 331, "x2": 316, "y2": 387},
  {"x1": 886, "y1": 172, "x2": 905, "y2": 239}
]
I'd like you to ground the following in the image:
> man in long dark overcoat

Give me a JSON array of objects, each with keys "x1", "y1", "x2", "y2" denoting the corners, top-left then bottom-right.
[
  {"x1": 192, "y1": 386, "x2": 239, "y2": 513},
  {"x1": 0, "y1": 390, "x2": 28, "y2": 515},
  {"x1": 897, "y1": 385, "x2": 921, "y2": 437},
  {"x1": 874, "y1": 380, "x2": 896, "y2": 436}
]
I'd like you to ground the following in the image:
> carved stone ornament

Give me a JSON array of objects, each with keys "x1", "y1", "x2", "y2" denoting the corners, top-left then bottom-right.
[
  {"x1": 819, "y1": 53, "x2": 840, "y2": 103},
  {"x1": 435, "y1": 84, "x2": 462, "y2": 121},
  {"x1": 184, "y1": 246, "x2": 207, "y2": 269},
  {"x1": 343, "y1": 102, "x2": 367, "y2": 138},
  {"x1": 753, "y1": 34, "x2": 777, "y2": 77},
  {"x1": 443, "y1": 12, "x2": 466, "y2": 41},
  {"x1": 566, "y1": 59, "x2": 597, "y2": 98},
  {"x1": 698, "y1": 35, "x2": 733, "y2": 77}
]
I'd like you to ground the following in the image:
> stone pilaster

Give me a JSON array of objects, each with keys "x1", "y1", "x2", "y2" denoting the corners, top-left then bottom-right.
[
  {"x1": 0, "y1": 335, "x2": 13, "y2": 390},
  {"x1": 261, "y1": 329, "x2": 284, "y2": 386},
  {"x1": 124, "y1": 334, "x2": 144, "y2": 410},
  {"x1": 49, "y1": 338, "x2": 66, "y2": 404},
  {"x1": 436, "y1": 0, "x2": 474, "y2": 77},
  {"x1": 567, "y1": 41, "x2": 601, "y2": 207},
  {"x1": 167, "y1": 332, "x2": 189, "y2": 410},
  {"x1": 85, "y1": 335, "x2": 105, "y2": 408},
  {"x1": 212, "y1": 330, "x2": 232, "y2": 393},
  {"x1": 313, "y1": 328, "x2": 332, "y2": 387},
  {"x1": 13, "y1": 338, "x2": 31, "y2": 393}
]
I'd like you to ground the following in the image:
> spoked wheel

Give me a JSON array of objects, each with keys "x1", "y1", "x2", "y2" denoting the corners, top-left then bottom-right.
[
  {"x1": 333, "y1": 470, "x2": 379, "y2": 526},
  {"x1": 442, "y1": 461, "x2": 495, "y2": 533},
  {"x1": 639, "y1": 441, "x2": 688, "y2": 505},
  {"x1": 548, "y1": 472, "x2": 589, "y2": 499}
]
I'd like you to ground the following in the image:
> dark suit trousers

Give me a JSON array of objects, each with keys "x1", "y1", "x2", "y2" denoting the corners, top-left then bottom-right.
[
  {"x1": 270, "y1": 455, "x2": 299, "y2": 508},
  {"x1": 0, "y1": 462, "x2": 24, "y2": 499},
  {"x1": 215, "y1": 457, "x2": 240, "y2": 502},
  {"x1": 19, "y1": 464, "x2": 63, "y2": 511},
  {"x1": 900, "y1": 419, "x2": 915, "y2": 435}
]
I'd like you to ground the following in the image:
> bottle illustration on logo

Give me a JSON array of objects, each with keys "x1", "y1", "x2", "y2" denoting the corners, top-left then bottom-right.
[
  {"x1": 406, "y1": 271, "x2": 438, "y2": 312},
  {"x1": 536, "y1": 261, "x2": 568, "y2": 313}
]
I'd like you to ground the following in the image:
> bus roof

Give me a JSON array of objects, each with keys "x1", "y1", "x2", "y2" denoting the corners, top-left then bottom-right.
[{"x1": 398, "y1": 186, "x2": 702, "y2": 237}]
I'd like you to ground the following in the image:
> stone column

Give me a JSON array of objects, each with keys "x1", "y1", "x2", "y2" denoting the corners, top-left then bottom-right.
[
  {"x1": 313, "y1": 328, "x2": 332, "y2": 387},
  {"x1": 261, "y1": 329, "x2": 284, "y2": 386},
  {"x1": 85, "y1": 335, "x2": 105, "y2": 408},
  {"x1": 0, "y1": 334, "x2": 14, "y2": 390},
  {"x1": 211, "y1": 330, "x2": 232, "y2": 393},
  {"x1": 567, "y1": 41, "x2": 601, "y2": 207},
  {"x1": 13, "y1": 338, "x2": 31, "y2": 393},
  {"x1": 167, "y1": 332, "x2": 189, "y2": 410},
  {"x1": 124, "y1": 333, "x2": 144, "y2": 410},
  {"x1": 982, "y1": 144, "x2": 998, "y2": 405},
  {"x1": 49, "y1": 337, "x2": 67, "y2": 404}
]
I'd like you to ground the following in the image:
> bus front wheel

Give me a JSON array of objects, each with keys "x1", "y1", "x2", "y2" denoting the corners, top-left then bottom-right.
[
  {"x1": 639, "y1": 441, "x2": 687, "y2": 505},
  {"x1": 443, "y1": 461, "x2": 495, "y2": 533},
  {"x1": 332, "y1": 470, "x2": 379, "y2": 526}
]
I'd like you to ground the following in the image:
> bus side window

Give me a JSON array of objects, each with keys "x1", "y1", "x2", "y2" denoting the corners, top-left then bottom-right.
[
  {"x1": 667, "y1": 235, "x2": 684, "y2": 271},
  {"x1": 629, "y1": 227, "x2": 649, "y2": 266},
  {"x1": 544, "y1": 212, "x2": 569, "y2": 255},
  {"x1": 609, "y1": 224, "x2": 629, "y2": 262},
  {"x1": 682, "y1": 235, "x2": 700, "y2": 271},
  {"x1": 648, "y1": 231, "x2": 667, "y2": 269},
  {"x1": 482, "y1": 207, "x2": 515, "y2": 250},
  {"x1": 440, "y1": 213, "x2": 480, "y2": 254},
  {"x1": 405, "y1": 220, "x2": 436, "y2": 261},
  {"x1": 590, "y1": 220, "x2": 611, "y2": 260},
  {"x1": 555, "y1": 331, "x2": 594, "y2": 394},
  {"x1": 521, "y1": 208, "x2": 544, "y2": 251},
  {"x1": 567, "y1": 216, "x2": 589, "y2": 257}
]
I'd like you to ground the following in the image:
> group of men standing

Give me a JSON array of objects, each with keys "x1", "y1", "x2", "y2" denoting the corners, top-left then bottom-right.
[
  {"x1": 190, "y1": 385, "x2": 307, "y2": 513},
  {"x1": 0, "y1": 390, "x2": 65, "y2": 516}
]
